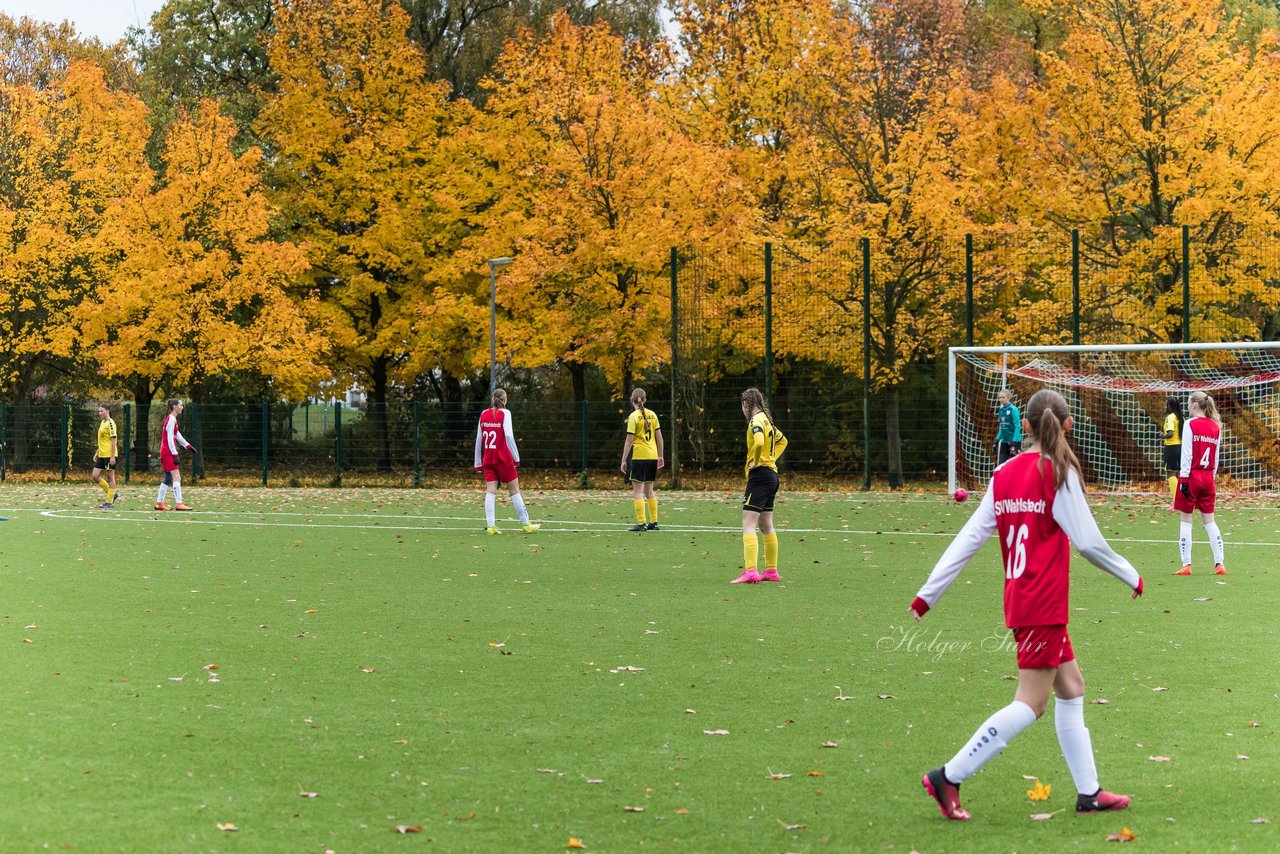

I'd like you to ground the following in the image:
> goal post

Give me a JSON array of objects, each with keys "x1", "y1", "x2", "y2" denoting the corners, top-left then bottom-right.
[{"x1": 949, "y1": 342, "x2": 1280, "y2": 495}]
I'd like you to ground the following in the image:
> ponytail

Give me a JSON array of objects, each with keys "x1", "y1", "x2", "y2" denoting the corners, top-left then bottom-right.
[
  {"x1": 741, "y1": 387, "x2": 776, "y2": 432},
  {"x1": 1188, "y1": 390, "x2": 1220, "y2": 424},
  {"x1": 492, "y1": 388, "x2": 508, "y2": 409},
  {"x1": 631, "y1": 387, "x2": 650, "y2": 435},
  {"x1": 1025, "y1": 389, "x2": 1081, "y2": 490}
]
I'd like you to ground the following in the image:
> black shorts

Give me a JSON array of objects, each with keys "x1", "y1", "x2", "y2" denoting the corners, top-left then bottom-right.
[
  {"x1": 1162, "y1": 445, "x2": 1181, "y2": 473},
  {"x1": 92, "y1": 456, "x2": 115, "y2": 471},
  {"x1": 743, "y1": 466, "x2": 779, "y2": 512},
  {"x1": 997, "y1": 442, "x2": 1021, "y2": 465},
  {"x1": 629, "y1": 459, "x2": 658, "y2": 483}
]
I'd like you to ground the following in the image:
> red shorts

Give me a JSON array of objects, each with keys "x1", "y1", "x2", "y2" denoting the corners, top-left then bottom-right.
[
  {"x1": 1173, "y1": 471, "x2": 1216, "y2": 514},
  {"x1": 1011, "y1": 625, "x2": 1075, "y2": 670},
  {"x1": 481, "y1": 460, "x2": 518, "y2": 484},
  {"x1": 160, "y1": 454, "x2": 180, "y2": 473}
]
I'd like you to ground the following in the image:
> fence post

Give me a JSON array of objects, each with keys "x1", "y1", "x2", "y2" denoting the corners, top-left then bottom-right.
[
  {"x1": 123, "y1": 403, "x2": 132, "y2": 483},
  {"x1": 669, "y1": 246, "x2": 679, "y2": 490},
  {"x1": 578, "y1": 400, "x2": 588, "y2": 474},
  {"x1": 764, "y1": 241, "x2": 773, "y2": 411},
  {"x1": 305, "y1": 402, "x2": 310, "y2": 440},
  {"x1": 413, "y1": 400, "x2": 422, "y2": 488},
  {"x1": 334, "y1": 402, "x2": 342, "y2": 486},
  {"x1": 0, "y1": 403, "x2": 6, "y2": 481},
  {"x1": 862, "y1": 237, "x2": 872, "y2": 491},
  {"x1": 1182, "y1": 224, "x2": 1191, "y2": 343},
  {"x1": 60, "y1": 404, "x2": 69, "y2": 482},
  {"x1": 1071, "y1": 229, "x2": 1081, "y2": 345},
  {"x1": 261, "y1": 402, "x2": 269, "y2": 486},
  {"x1": 965, "y1": 233, "x2": 974, "y2": 347}
]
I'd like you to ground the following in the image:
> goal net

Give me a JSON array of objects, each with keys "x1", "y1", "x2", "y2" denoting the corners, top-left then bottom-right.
[{"x1": 949, "y1": 343, "x2": 1280, "y2": 494}]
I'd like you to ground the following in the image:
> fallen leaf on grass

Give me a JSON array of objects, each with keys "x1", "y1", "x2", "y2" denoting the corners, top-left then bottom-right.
[
  {"x1": 675, "y1": 808, "x2": 689, "y2": 815},
  {"x1": 586, "y1": 779, "x2": 603, "y2": 785},
  {"x1": 456, "y1": 811, "x2": 477, "y2": 821},
  {"x1": 610, "y1": 666, "x2": 645, "y2": 673},
  {"x1": 807, "y1": 770, "x2": 825, "y2": 777},
  {"x1": 1027, "y1": 780, "x2": 1052, "y2": 801},
  {"x1": 876, "y1": 694, "x2": 896, "y2": 700},
  {"x1": 1237, "y1": 754, "x2": 1249, "y2": 760},
  {"x1": 305, "y1": 609, "x2": 318, "y2": 614},
  {"x1": 1193, "y1": 597, "x2": 1214, "y2": 602},
  {"x1": 1031, "y1": 809, "x2": 1065, "y2": 821},
  {"x1": 769, "y1": 773, "x2": 792, "y2": 780},
  {"x1": 360, "y1": 667, "x2": 376, "y2": 673},
  {"x1": 623, "y1": 806, "x2": 645, "y2": 812},
  {"x1": 216, "y1": 823, "x2": 239, "y2": 831},
  {"x1": 703, "y1": 729, "x2": 730, "y2": 735},
  {"x1": 821, "y1": 740, "x2": 839, "y2": 748},
  {"x1": 1249, "y1": 720, "x2": 1260, "y2": 727},
  {"x1": 299, "y1": 789, "x2": 318, "y2": 798},
  {"x1": 778, "y1": 821, "x2": 807, "y2": 830},
  {"x1": 833, "y1": 686, "x2": 855, "y2": 701},
  {"x1": 566, "y1": 838, "x2": 586, "y2": 849},
  {"x1": 1093, "y1": 698, "x2": 1110, "y2": 705},
  {"x1": 1148, "y1": 755, "x2": 1172, "y2": 762},
  {"x1": 1250, "y1": 817, "x2": 1270, "y2": 824},
  {"x1": 1106, "y1": 827, "x2": 1137, "y2": 842},
  {"x1": 394, "y1": 825, "x2": 425, "y2": 833},
  {"x1": 203, "y1": 664, "x2": 219, "y2": 671},
  {"x1": 488, "y1": 642, "x2": 505, "y2": 648},
  {"x1": 537, "y1": 768, "x2": 559, "y2": 774}
]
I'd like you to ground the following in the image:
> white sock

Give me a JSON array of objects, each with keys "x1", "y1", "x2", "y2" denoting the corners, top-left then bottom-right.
[
  {"x1": 512, "y1": 493, "x2": 528, "y2": 524},
  {"x1": 1203, "y1": 521, "x2": 1224, "y2": 565},
  {"x1": 484, "y1": 493, "x2": 496, "y2": 527},
  {"x1": 173, "y1": 483, "x2": 183, "y2": 504},
  {"x1": 1179, "y1": 520, "x2": 1193, "y2": 565},
  {"x1": 157, "y1": 484, "x2": 168, "y2": 503},
  {"x1": 1054, "y1": 695, "x2": 1099, "y2": 795},
  {"x1": 943, "y1": 700, "x2": 1037, "y2": 784}
]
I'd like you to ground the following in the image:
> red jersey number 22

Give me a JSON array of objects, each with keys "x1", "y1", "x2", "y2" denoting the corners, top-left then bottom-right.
[{"x1": 483, "y1": 429, "x2": 499, "y2": 450}]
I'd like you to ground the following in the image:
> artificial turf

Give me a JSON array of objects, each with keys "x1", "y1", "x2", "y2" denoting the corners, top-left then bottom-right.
[{"x1": 0, "y1": 485, "x2": 1275, "y2": 852}]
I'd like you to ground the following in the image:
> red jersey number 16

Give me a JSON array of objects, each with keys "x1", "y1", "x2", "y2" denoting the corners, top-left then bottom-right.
[{"x1": 1004, "y1": 523, "x2": 1029, "y2": 579}]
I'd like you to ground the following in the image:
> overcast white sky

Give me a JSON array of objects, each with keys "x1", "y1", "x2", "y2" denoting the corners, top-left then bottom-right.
[{"x1": 2, "y1": 0, "x2": 165, "y2": 44}]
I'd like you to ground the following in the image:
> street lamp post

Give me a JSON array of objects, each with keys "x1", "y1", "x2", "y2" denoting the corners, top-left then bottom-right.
[{"x1": 487, "y1": 257, "x2": 513, "y2": 393}]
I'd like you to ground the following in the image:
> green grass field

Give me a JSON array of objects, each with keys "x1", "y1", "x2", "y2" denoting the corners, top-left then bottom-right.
[{"x1": 0, "y1": 484, "x2": 1275, "y2": 852}]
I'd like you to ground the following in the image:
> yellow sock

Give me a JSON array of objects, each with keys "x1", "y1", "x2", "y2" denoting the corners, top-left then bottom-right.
[
  {"x1": 1168, "y1": 475, "x2": 1178, "y2": 502},
  {"x1": 763, "y1": 533, "x2": 778, "y2": 570},
  {"x1": 98, "y1": 478, "x2": 112, "y2": 496},
  {"x1": 634, "y1": 499, "x2": 647, "y2": 524},
  {"x1": 646, "y1": 498, "x2": 658, "y2": 525},
  {"x1": 743, "y1": 533, "x2": 758, "y2": 571}
]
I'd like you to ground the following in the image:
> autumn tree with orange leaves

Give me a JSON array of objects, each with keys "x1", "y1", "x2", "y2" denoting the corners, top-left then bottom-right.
[{"x1": 476, "y1": 12, "x2": 749, "y2": 399}]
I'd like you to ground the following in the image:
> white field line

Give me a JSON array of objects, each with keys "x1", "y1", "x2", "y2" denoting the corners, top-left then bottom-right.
[{"x1": 23, "y1": 507, "x2": 1280, "y2": 547}]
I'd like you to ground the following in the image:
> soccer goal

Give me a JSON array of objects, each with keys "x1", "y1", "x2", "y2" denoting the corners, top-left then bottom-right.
[{"x1": 949, "y1": 342, "x2": 1280, "y2": 494}]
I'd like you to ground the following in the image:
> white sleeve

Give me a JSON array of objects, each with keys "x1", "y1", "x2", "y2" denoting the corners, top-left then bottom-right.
[
  {"x1": 474, "y1": 419, "x2": 484, "y2": 468},
  {"x1": 1179, "y1": 421, "x2": 1193, "y2": 478},
  {"x1": 913, "y1": 484, "x2": 998, "y2": 610},
  {"x1": 174, "y1": 428, "x2": 190, "y2": 450},
  {"x1": 503, "y1": 409, "x2": 520, "y2": 464},
  {"x1": 164, "y1": 418, "x2": 177, "y2": 455},
  {"x1": 1052, "y1": 469, "x2": 1141, "y2": 589}
]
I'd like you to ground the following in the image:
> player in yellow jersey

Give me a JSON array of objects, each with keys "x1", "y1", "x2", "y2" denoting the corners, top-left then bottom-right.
[
  {"x1": 1161, "y1": 396, "x2": 1183, "y2": 509},
  {"x1": 90, "y1": 403, "x2": 120, "y2": 508},
  {"x1": 620, "y1": 387, "x2": 664, "y2": 531},
  {"x1": 732, "y1": 387, "x2": 788, "y2": 584}
]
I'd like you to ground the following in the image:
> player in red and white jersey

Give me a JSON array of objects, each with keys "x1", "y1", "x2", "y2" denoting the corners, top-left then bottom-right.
[
  {"x1": 1173, "y1": 391, "x2": 1226, "y2": 575},
  {"x1": 156, "y1": 398, "x2": 197, "y2": 511},
  {"x1": 473, "y1": 388, "x2": 538, "y2": 535},
  {"x1": 909, "y1": 390, "x2": 1143, "y2": 821}
]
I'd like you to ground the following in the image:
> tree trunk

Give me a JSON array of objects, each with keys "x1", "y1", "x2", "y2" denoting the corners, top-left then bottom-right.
[
  {"x1": 885, "y1": 383, "x2": 904, "y2": 488},
  {"x1": 372, "y1": 356, "x2": 391, "y2": 471},
  {"x1": 132, "y1": 376, "x2": 154, "y2": 476},
  {"x1": 566, "y1": 361, "x2": 587, "y2": 404}
]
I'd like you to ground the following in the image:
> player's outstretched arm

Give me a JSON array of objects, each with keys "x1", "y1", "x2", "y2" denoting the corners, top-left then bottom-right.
[
  {"x1": 910, "y1": 485, "x2": 997, "y2": 620},
  {"x1": 1052, "y1": 470, "x2": 1142, "y2": 595}
]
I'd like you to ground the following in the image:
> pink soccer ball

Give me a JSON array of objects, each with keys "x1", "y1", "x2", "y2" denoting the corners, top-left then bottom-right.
[{"x1": 953, "y1": 488, "x2": 969, "y2": 503}]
